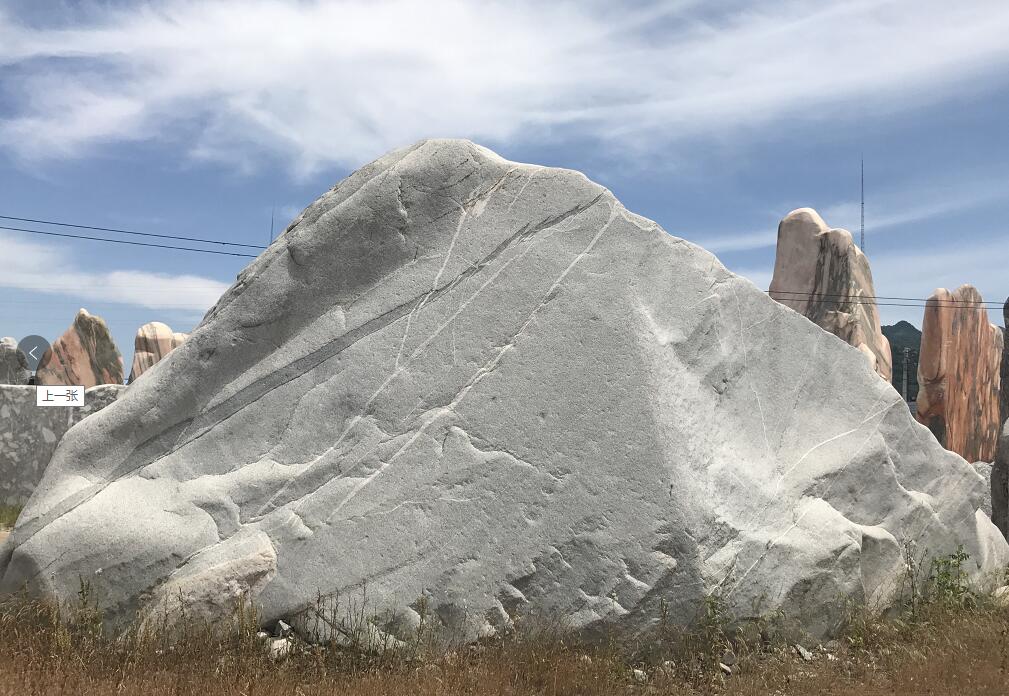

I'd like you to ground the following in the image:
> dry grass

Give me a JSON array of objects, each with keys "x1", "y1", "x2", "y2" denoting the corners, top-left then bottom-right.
[{"x1": 0, "y1": 579, "x2": 1007, "y2": 696}]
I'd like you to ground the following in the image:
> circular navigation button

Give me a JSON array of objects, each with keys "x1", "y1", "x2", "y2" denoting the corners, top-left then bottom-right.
[{"x1": 17, "y1": 335, "x2": 51, "y2": 371}]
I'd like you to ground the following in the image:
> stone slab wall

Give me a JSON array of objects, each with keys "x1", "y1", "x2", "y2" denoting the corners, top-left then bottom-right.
[{"x1": 0, "y1": 384, "x2": 125, "y2": 506}]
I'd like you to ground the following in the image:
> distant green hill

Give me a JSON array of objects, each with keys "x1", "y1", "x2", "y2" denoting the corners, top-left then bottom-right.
[{"x1": 882, "y1": 321, "x2": 921, "y2": 401}]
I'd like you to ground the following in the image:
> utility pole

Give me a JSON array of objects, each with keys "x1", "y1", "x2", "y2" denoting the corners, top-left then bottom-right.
[
  {"x1": 270, "y1": 206, "x2": 275, "y2": 244},
  {"x1": 902, "y1": 347, "x2": 909, "y2": 402},
  {"x1": 860, "y1": 158, "x2": 865, "y2": 251}
]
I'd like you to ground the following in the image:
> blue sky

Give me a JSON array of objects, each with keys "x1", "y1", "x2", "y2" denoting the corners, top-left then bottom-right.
[{"x1": 1, "y1": 0, "x2": 1008, "y2": 375}]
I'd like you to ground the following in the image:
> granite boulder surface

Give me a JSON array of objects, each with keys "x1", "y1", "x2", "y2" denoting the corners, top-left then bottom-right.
[{"x1": 1, "y1": 140, "x2": 1005, "y2": 644}]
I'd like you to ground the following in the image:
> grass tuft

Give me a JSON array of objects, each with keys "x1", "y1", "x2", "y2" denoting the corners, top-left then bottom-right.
[
  {"x1": 0, "y1": 505, "x2": 20, "y2": 529},
  {"x1": 0, "y1": 546, "x2": 1006, "y2": 694}
]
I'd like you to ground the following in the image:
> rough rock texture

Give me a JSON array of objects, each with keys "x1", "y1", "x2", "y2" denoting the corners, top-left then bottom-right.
[
  {"x1": 0, "y1": 385, "x2": 125, "y2": 506},
  {"x1": 916, "y1": 286, "x2": 1003, "y2": 464},
  {"x1": 1, "y1": 141, "x2": 1005, "y2": 644},
  {"x1": 0, "y1": 338, "x2": 30, "y2": 386},
  {"x1": 128, "y1": 322, "x2": 188, "y2": 383},
  {"x1": 1002, "y1": 299, "x2": 1009, "y2": 427},
  {"x1": 768, "y1": 209, "x2": 892, "y2": 382},
  {"x1": 994, "y1": 423, "x2": 1009, "y2": 539},
  {"x1": 995, "y1": 299, "x2": 1009, "y2": 539},
  {"x1": 974, "y1": 462, "x2": 994, "y2": 521},
  {"x1": 36, "y1": 309, "x2": 124, "y2": 387}
]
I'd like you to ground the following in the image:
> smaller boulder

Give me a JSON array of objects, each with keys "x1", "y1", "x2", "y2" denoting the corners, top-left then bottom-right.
[
  {"x1": 274, "y1": 619, "x2": 293, "y2": 638},
  {"x1": 269, "y1": 637, "x2": 293, "y2": 660},
  {"x1": 35, "y1": 309, "x2": 124, "y2": 387},
  {"x1": 794, "y1": 644, "x2": 814, "y2": 661},
  {"x1": 0, "y1": 338, "x2": 30, "y2": 385},
  {"x1": 974, "y1": 462, "x2": 994, "y2": 520},
  {"x1": 994, "y1": 586, "x2": 1009, "y2": 609},
  {"x1": 128, "y1": 322, "x2": 188, "y2": 383}
]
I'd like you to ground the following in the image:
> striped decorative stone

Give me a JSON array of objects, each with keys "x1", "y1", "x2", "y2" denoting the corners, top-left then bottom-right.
[
  {"x1": 35, "y1": 309, "x2": 124, "y2": 387},
  {"x1": 128, "y1": 322, "x2": 188, "y2": 383}
]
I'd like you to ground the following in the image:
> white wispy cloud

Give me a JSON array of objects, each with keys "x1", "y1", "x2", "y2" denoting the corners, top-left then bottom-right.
[
  {"x1": 694, "y1": 171, "x2": 1009, "y2": 254},
  {"x1": 869, "y1": 242, "x2": 1008, "y2": 327},
  {"x1": 2, "y1": 0, "x2": 1009, "y2": 175},
  {"x1": 871, "y1": 243, "x2": 1008, "y2": 306},
  {"x1": 0, "y1": 232, "x2": 230, "y2": 312},
  {"x1": 819, "y1": 178, "x2": 1009, "y2": 237}
]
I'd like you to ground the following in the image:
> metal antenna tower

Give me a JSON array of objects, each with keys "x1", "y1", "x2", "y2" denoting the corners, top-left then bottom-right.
[{"x1": 860, "y1": 158, "x2": 865, "y2": 251}]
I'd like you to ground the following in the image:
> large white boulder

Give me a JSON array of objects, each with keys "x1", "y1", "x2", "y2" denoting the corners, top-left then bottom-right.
[{"x1": 1, "y1": 140, "x2": 1005, "y2": 643}]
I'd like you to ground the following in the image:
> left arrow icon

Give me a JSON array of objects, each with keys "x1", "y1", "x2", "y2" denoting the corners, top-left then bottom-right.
[{"x1": 18, "y1": 335, "x2": 51, "y2": 372}]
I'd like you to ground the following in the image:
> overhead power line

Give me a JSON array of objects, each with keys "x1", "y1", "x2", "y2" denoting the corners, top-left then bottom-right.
[
  {"x1": 768, "y1": 298, "x2": 1000, "y2": 310},
  {"x1": 0, "y1": 224, "x2": 258, "y2": 258},
  {"x1": 0, "y1": 214, "x2": 267, "y2": 250},
  {"x1": 771, "y1": 298, "x2": 994, "y2": 309},
  {"x1": 0, "y1": 210, "x2": 1002, "y2": 307},
  {"x1": 769, "y1": 289, "x2": 1005, "y2": 308}
]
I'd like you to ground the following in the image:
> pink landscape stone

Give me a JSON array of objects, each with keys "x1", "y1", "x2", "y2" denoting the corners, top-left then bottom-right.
[
  {"x1": 768, "y1": 208, "x2": 892, "y2": 382},
  {"x1": 35, "y1": 308, "x2": 124, "y2": 387},
  {"x1": 916, "y1": 286, "x2": 1003, "y2": 463}
]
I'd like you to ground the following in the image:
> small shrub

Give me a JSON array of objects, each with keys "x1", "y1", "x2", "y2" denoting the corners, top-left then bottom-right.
[{"x1": 929, "y1": 545, "x2": 975, "y2": 609}]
